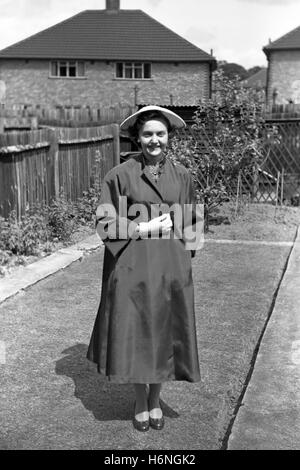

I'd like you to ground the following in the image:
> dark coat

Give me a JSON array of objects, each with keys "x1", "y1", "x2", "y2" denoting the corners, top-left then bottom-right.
[{"x1": 87, "y1": 153, "x2": 201, "y2": 383}]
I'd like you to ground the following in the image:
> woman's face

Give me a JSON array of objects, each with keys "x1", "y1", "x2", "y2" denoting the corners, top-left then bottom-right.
[{"x1": 138, "y1": 119, "x2": 169, "y2": 160}]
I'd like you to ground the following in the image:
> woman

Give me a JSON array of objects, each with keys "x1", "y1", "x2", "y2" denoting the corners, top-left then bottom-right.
[{"x1": 87, "y1": 105, "x2": 201, "y2": 432}]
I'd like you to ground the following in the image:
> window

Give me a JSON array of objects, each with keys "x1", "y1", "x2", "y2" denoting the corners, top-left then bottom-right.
[
  {"x1": 116, "y1": 62, "x2": 152, "y2": 80},
  {"x1": 50, "y1": 61, "x2": 85, "y2": 78}
]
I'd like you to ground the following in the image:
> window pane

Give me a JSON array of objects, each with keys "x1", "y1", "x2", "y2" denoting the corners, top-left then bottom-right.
[
  {"x1": 59, "y1": 62, "x2": 67, "y2": 77},
  {"x1": 77, "y1": 61, "x2": 85, "y2": 77},
  {"x1": 134, "y1": 66, "x2": 142, "y2": 79},
  {"x1": 125, "y1": 66, "x2": 133, "y2": 79},
  {"x1": 69, "y1": 64, "x2": 76, "y2": 77},
  {"x1": 116, "y1": 62, "x2": 123, "y2": 78},
  {"x1": 51, "y1": 61, "x2": 58, "y2": 76},
  {"x1": 144, "y1": 63, "x2": 151, "y2": 79}
]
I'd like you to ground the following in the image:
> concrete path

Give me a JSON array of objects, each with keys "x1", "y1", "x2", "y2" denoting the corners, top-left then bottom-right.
[
  {"x1": 0, "y1": 235, "x2": 102, "y2": 304},
  {"x1": 228, "y1": 228, "x2": 300, "y2": 450}
]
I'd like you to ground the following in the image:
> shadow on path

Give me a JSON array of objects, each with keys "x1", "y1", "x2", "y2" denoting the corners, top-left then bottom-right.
[{"x1": 55, "y1": 343, "x2": 179, "y2": 422}]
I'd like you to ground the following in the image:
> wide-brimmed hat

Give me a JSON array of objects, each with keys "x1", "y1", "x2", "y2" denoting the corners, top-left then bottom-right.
[{"x1": 120, "y1": 105, "x2": 186, "y2": 131}]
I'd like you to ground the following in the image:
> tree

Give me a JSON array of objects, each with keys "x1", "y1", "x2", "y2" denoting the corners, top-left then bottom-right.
[
  {"x1": 217, "y1": 62, "x2": 248, "y2": 80},
  {"x1": 167, "y1": 70, "x2": 276, "y2": 231}
]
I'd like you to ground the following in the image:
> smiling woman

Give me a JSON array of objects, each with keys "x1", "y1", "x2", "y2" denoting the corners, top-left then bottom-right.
[{"x1": 87, "y1": 105, "x2": 203, "y2": 433}]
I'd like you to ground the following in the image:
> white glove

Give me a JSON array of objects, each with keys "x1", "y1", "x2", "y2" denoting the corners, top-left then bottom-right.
[{"x1": 137, "y1": 213, "x2": 173, "y2": 238}]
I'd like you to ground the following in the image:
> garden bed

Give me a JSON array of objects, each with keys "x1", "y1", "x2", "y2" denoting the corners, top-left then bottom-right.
[{"x1": 0, "y1": 223, "x2": 95, "y2": 278}]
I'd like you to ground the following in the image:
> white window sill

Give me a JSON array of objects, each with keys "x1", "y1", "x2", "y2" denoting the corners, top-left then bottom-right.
[
  {"x1": 48, "y1": 76, "x2": 87, "y2": 80},
  {"x1": 113, "y1": 78, "x2": 153, "y2": 82}
]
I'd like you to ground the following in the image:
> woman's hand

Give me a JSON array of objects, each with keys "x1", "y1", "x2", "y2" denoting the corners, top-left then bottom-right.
[{"x1": 137, "y1": 214, "x2": 173, "y2": 238}]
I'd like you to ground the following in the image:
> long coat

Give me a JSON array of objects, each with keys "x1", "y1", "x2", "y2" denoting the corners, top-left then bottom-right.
[{"x1": 87, "y1": 153, "x2": 201, "y2": 383}]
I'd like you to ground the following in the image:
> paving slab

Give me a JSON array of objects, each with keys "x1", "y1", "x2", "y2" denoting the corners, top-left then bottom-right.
[{"x1": 228, "y1": 228, "x2": 300, "y2": 450}]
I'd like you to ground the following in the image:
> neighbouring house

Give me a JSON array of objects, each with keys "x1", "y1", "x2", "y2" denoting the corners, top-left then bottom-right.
[
  {"x1": 0, "y1": 0, "x2": 216, "y2": 112},
  {"x1": 263, "y1": 26, "x2": 300, "y2": 105}
]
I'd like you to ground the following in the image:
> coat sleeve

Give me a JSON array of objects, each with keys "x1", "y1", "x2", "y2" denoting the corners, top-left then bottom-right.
[
  {"x1": 95, "y1": 172, "x2": 139, "y2": 258},
  {"x1": 181, "y1": 171, "x2": 204, "y2": 257}
]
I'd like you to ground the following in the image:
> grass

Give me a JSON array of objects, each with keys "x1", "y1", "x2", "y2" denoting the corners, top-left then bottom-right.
[
  {"x1": 0, "y1": 202, "x2": 296, "y2": 449},
  {"x1": 192, "y1": 241, "x2": 291, "y2": 447},
  {"x1": 207, "y1": 201, "x2": 300, "y2": 242}
]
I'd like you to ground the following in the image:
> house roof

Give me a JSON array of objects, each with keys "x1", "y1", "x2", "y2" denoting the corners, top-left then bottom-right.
[
  {"x1": 243, "y1": 68, "x2": 267, "y2": 89},
  {"x1": 263, "y1": 25, "x2": 300, "y2": 53},
  {"x1": 0, "y1": 9, "x2": 216, "y2": 64}
]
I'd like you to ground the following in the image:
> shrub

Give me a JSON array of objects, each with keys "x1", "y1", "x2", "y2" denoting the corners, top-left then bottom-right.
[
  {"x1": 167, "y1": 70, "x2": 278, "y2": 231},
  {"x1": 76, "y1": 149, "x2": 102, "y2": 223},
  {"x1": 46, "y1": 192, "x2": 78, "y2": 241},
  {"x1": 0, "y1": 208, "x2": 48, "y2": 256}
]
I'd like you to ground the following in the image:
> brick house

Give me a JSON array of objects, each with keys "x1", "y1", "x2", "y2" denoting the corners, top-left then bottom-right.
[
  {"x1": 264, "y1": 26, "x2": 300, "y2": 105},
  {"x1": 0, "y1": 0, "x2": 216, "y2": 110}
]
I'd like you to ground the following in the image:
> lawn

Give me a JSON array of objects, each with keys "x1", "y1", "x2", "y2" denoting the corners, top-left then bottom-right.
[
  {"x1": 207, "y1": 201, "x2": 300, "y2": 242},
  {"x1": 0, "y1": 202, "x2": 297, "y2": 449}
]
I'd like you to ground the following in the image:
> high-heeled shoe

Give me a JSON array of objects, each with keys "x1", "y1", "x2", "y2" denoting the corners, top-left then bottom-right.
[{"x1": 132, "y1": 403, "x2": 149, "y2": 432}]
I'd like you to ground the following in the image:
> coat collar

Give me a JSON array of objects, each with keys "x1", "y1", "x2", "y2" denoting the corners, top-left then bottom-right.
[{"x1": 135, "y1": 152, "x2": 168, "y2": 201}]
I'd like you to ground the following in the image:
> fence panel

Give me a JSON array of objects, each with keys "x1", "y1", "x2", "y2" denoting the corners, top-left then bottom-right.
[{"x1": 0, "y1": 124, "x2": 119, "y2": 218}]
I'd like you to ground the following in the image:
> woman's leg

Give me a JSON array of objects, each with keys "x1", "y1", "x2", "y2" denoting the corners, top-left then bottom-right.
[
  {"x1": 133, "y1": 384, "x2": 149, "y2": 421},
  {"x1": 148, "y1": 383, "x2": 163, "y2": 418}
]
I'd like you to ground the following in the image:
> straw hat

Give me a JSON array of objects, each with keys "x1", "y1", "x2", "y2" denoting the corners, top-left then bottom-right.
[{"x1": 120, "y1": 105, "x2": 186, "y2": 131}]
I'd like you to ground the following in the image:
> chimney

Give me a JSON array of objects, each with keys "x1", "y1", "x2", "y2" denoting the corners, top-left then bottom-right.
[{"x1": 106, "y1": 0, "x2": 120, "y2": 11}]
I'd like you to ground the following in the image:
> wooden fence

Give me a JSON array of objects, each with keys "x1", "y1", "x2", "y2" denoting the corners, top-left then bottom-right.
[
  {"x1": 0, "y1": 104, "x2": 135, "y2": 131},
  {"x1": 0, "y1": 124, "x2": 119, "y2": 218},
  {"x1": 266, "y1": 103, "x2": 300, "y2": 120},
  {"x1": 1, "y1": 115, "x2": 300, "y2": 220}
]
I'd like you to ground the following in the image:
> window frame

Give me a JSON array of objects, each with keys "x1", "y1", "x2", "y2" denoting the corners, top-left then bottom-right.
[
  {"x1": 115, "y1": 62, "x2": 152, "y2": 80},
  {"x1": 49, "y1": 60, "x2": 86, "y2": 79}
]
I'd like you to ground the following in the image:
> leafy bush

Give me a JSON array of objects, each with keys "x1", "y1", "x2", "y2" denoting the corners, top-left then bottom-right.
[
  {"x1": 167, "y1": 69, "x2": 278, "y2": 231},
  {"x1": 0, "y1": 208, "x2": 48, "y2": 256},
  {"x1": 46, "y1": 192, "x2": 78, "y2": 241},
  {"x1": 76, "y1": 149, "x2": 102, "y2": 223}
]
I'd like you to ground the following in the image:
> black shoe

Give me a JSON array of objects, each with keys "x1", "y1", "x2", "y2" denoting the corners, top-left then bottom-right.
[
  {"x1": 149, "y1": 406, "x2": 164, "y2": 430},
  {"x1": 149, "y1": 415, "x2": 164, "y2": 430},
  {"x1": 133, "y1": 403, "x2": 149, "y2": 432},
  {"x1": 133, "y1": 416, "x2": 150, "y2": 432}
]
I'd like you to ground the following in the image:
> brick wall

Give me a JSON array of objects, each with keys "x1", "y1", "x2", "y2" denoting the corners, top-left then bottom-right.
[
  {"x1": 266, "y1": 50, "x2": 300, "y2": 105},
  {"x1": 0, "y1": 59, "x2": 211, "y2": 108}
]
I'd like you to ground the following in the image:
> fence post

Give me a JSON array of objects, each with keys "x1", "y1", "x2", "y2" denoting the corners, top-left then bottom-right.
[
  {"x1": 48, "y1": 128, "x2": 60, "y2": 199},
  {"x1": 0, "y1": 117, "x2": 4, "y2": 134},
  {"x1": 235, "y1": 171, "x2": 241, "y2": 218},
  {"x1": 252, "y1": 165, "x2": 259, "y2": 201},
  {"x1": 112, "y1": 123, "x2": 120, "y2": 167},
  {"x1": 280, "y1": 168, "x2": 284, "y2": 205}
]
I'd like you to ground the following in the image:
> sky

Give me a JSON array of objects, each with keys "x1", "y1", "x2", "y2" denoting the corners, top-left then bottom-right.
[{"x1": 0, "y1": 0, "x2": 300, "y2": 69}]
